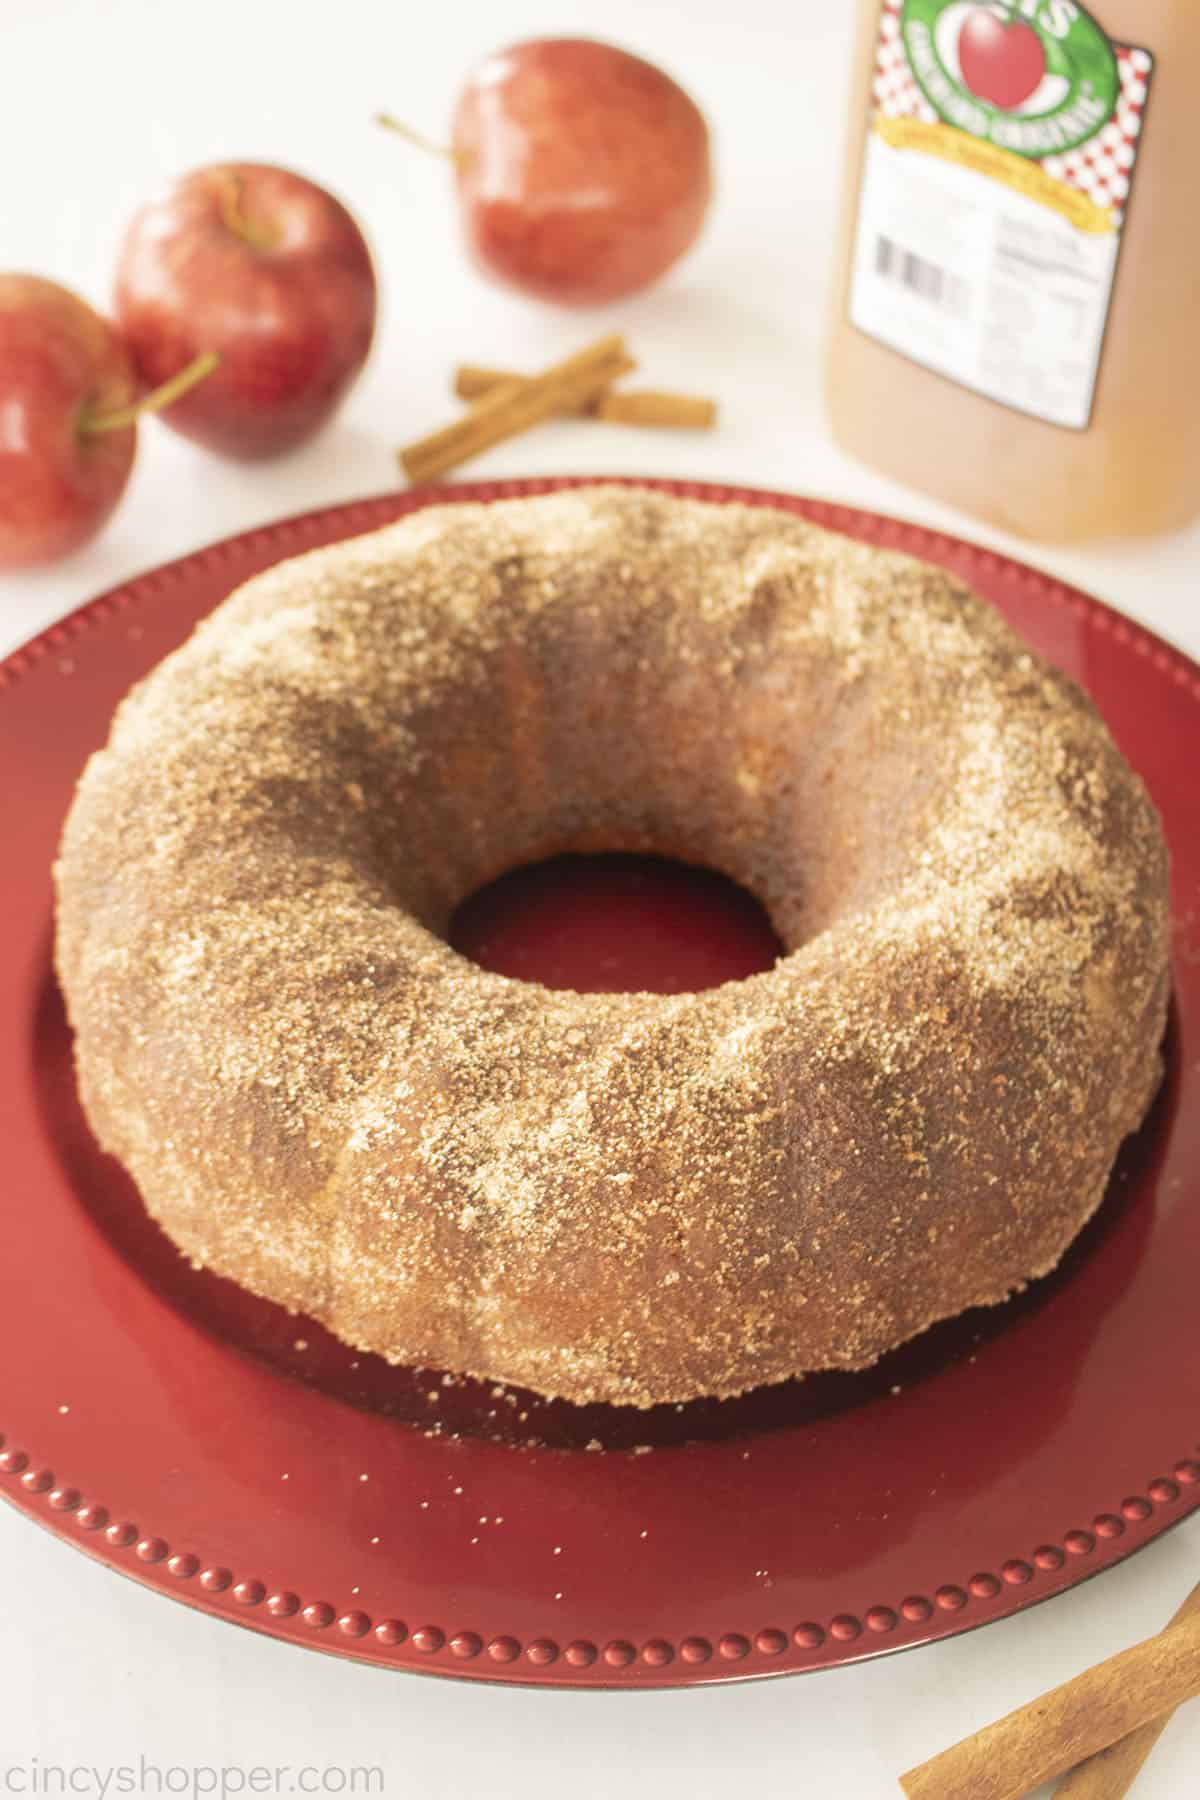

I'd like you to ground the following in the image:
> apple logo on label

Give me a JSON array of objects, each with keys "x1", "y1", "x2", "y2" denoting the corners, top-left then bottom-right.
[{"x1": 959, "y1": 8, "x2": 1048, "y2": 110}]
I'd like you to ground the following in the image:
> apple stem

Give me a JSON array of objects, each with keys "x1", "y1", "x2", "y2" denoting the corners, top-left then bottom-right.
[
  {"x1": 217, "y1": 172, "x2": 281, "y2": 252},
  {"x1": 80, "y1": 351, "x2": 221, "y2": 436},
  {"x1": 375, "y1": 111, "x2": 466, "y2": 169}
]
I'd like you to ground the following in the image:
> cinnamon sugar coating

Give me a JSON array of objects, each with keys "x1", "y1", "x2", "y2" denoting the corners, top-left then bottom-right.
[{"x1": 54, "y1": 488, "x2": 1171, "y2": 1406}]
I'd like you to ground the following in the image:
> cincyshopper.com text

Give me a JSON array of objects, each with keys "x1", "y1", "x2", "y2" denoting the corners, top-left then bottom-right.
[{"x1": 1, "y1": 1762, "x2": 384, "y2": 1798}]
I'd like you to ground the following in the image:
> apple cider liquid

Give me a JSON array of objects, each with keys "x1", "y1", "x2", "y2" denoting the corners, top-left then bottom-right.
[{"x1": 828, "y1": 0, "x2": 1200, "y2": 541}]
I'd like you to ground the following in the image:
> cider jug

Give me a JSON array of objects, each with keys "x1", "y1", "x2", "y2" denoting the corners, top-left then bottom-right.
[{"x1": 828, "y1": 0, "x2": 1200, "y2": 541}]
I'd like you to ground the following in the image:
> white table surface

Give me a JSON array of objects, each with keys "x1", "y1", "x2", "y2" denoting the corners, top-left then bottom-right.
[{"x1": 4, "y1": 1, "x2": 1197, "y2": 1795}]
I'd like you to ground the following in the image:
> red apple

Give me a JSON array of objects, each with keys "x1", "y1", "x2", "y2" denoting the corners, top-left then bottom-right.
[
  {"x1": 114, "y1": 163, "x2": 377, "y2": 459},
  {"x1": 448, "y1": 38, "x2": 712, "y2": 307},
  {"x1": 959, "y1": 10, "x2": 1047, "y2": 111},
  {"x1": 0, "y1": 275, "x2": 140, "y2": 569}
]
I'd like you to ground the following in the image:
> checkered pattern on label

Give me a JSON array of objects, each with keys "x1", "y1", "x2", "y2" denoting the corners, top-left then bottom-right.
[
  {"x1": 869, "y1": 2, "x2": 1152, "y2": 225},
  {"x1": 872, "y1": 0, "x2": 940, "y2": 122},
  {"x1": 1041, "y1": 48, "x2": 1151, "y2": 223}
]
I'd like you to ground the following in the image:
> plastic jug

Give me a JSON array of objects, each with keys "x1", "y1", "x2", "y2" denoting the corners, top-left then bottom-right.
[{"x1": 827, "y1": 0, "x2": 1200, "y2": 541}]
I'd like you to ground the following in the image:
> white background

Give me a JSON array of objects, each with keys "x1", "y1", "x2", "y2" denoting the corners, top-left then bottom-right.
[{"x1": 3, "y1": 0, "x2": 1198, "y2": 1795}]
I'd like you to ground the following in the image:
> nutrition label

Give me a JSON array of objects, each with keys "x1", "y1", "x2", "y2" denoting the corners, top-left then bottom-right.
[{"x1": 847, "y1": 1, "x2": 1153, "y2": 430}]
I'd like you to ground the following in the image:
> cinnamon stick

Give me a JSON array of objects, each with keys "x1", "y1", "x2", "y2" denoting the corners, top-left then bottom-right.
[
  {"x1": 595, "y1": 388, "x2": 717, "y2": 429},
  {"x1": 1051, "y1": 1579, "x2": 1200, "y2": 1798},
  {"x1": 399, "y1": 334, "x2": 634, "y2": 484},
  {"x1": 899, "y1": 1608, "x2": 1200, "y2": 1800},
  {"x1": 454, "y1": 363, "x2": 717, "y2": 429}
]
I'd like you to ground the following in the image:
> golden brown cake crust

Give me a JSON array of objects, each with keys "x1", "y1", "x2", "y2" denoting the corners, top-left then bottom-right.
[{"x1": 54, "y1": 488, "x2": 1171, "y2": 1406}]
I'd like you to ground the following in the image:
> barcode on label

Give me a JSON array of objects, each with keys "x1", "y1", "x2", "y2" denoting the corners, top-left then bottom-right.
[{"x1": 875, "y1": 236, "x2": 970, "y2": 318}]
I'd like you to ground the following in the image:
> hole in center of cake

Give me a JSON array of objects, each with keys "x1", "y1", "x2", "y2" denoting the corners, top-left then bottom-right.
[{"x1": 450, "y1": 852, "x2": 783, "y2": 994}]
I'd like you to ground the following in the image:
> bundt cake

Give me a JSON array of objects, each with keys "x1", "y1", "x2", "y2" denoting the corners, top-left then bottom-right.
[{"x1": 54, "y1": 487, "x2": 1171, "y2": 1406}]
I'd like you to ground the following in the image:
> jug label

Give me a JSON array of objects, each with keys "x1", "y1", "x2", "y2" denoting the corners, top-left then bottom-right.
[{"x1": 847, "y1": 1, "x2": 1153, "y2": 428}]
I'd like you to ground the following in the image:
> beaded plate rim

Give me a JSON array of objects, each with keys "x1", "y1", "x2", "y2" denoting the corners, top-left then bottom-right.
[
  {"x1": 1, "y1": 1426, "x2": 1197, "y2": 1683},
  {"x1": 2, "y1": 473, "x2": 1198, "y2": 1686}
]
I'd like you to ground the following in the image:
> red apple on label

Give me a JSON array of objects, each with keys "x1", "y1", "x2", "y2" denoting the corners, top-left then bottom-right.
[
  {"x1": 0, "y1": 276, "x2": 139, "y2": 569},
  {"x1": 445, "y1": 38, "x2": 712, "y2": 307},
  {"x1": 959, "y1": 10, "x2": 1047, "y2": 111},
  {"x1": 115, "y1": 163, "x2": 377, "y2": 460}
]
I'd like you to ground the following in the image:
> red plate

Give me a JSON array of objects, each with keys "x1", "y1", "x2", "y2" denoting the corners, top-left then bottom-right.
[{"x1": 2, "y1": 477, "x2": 1198, "y2": 1687}]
